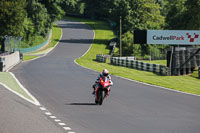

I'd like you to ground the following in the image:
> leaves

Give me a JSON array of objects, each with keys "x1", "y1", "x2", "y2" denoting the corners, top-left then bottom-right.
[
  {"x1": 0, "y1": 0, "x2": 27, "y2": 36},
  {"x1": 0, "y1": 0, "x2": 64, "y2": 47}
]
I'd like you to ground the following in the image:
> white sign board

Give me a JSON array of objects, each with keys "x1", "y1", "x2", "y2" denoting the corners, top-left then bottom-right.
[{"x1": 147, "y1": 30, "x2": 200, "y2": 45}]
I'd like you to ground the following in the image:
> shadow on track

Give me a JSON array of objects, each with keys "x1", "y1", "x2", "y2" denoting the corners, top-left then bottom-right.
[{"x1": 66, "y1": 103, "x2": 96, "y2": 106}]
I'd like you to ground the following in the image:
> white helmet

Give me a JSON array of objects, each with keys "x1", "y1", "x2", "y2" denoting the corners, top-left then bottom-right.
[{"x1": 102, "y1": 69, "x2": 109, "y2": 76}]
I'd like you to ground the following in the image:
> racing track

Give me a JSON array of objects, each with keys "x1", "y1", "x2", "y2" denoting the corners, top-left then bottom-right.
[{"x1": 11, "y1": 20, "x2": 200, "y2": 133}]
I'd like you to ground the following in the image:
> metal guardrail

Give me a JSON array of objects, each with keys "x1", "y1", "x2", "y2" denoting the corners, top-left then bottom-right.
[
  {"x1": 96, "y1": 54, "x2": 107, "y2": 63},
  {"x1": 199, "y1": 66, "x2": 200, "y2": 78},
  {"x1": 110, "y1": 57, "x2": 168, "y2": 75},
  {"x1": 96, "y1": 55, "x2": 168, "y2": 75}
]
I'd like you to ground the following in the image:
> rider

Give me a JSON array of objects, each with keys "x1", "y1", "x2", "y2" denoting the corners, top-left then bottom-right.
[{"x1": 92, "y1": 69, "x2": 113, "y2": 95}]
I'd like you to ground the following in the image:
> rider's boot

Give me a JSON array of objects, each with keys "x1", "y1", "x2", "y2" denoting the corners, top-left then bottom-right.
[
  {"x1": 92, "y1": 90, "x2": 95, "y2": 95},
  {"x1": 107, "y1": 88, "x2": 111, "y2": 96}
]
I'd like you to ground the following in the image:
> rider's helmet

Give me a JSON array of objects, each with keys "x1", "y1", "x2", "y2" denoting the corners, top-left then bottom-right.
[{"x1": 102, "y1": 69, "x2": 109, "y2": 76}]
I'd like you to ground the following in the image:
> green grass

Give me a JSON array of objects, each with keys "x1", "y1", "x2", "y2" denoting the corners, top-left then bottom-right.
[
  {"x1": 23, "y1": 56, "x2": 38, "y2": 61},
  {"x1": 48, "y1": 23, "x2": 62, "y2": 48},
  {"x1": 64, "y1": 17, "x2": 200, "y2": 95},
  {"x1": 0, "y1": 72, "x2": 33, "y2": 101}
]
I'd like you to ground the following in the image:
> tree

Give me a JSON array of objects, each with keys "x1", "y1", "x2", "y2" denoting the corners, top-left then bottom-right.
[
  {"x1": 39, "y1": 0, "x2": 64, "y2": 24},
  {"x1": 84, "y1": 0, "x2": 101, "y2": 18},
  {"x1": 118, "y1": 0, "x2": 165, "y2": 56},
  {"x1": 184, "y1": 0, "x2": 200, "y2": 30},
  {"x1": 164, "y1": 0, "x2": 186, "y2": 29},
  {"x1": 61, "y1": 0, "x2": 85, "y2": 15},
  {"x1": 26, "y1": 0, "x2": 51, "y2": 37},
  {"x1": 0, "y1": 0, "x2": 27, "y2": 37}
]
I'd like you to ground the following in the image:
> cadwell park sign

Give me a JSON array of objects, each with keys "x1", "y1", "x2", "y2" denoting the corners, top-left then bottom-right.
[
  {"x1": 134, "y1": 30, "x2": 200, "y2": 45},
  {"x1": 147, "y1": 30, "x2": 200, "y2": 45}
]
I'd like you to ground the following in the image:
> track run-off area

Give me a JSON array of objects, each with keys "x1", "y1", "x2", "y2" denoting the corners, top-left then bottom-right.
[{"x1": 10, "y1": 20, "x2": 200, "y2": 133}]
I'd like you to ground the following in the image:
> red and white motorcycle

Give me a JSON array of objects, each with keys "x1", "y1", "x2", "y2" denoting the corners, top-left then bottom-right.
[{"x1": 94, "y1": 77, "x2": 111, "y2": 105}]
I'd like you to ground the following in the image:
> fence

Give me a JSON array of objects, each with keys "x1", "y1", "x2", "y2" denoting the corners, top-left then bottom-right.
[
  {"x1": 1, "y1": 31, "x2": 51, "y2": 54},
  {"x1": 110, "y1": 57, "x2": 168, "y2": 75},
  {"x1": 2, "y1": 36, "x2": 22, "y2": 54},
  {"x1": 20, "y1": 31, "x2": 52, "y2": 53}
]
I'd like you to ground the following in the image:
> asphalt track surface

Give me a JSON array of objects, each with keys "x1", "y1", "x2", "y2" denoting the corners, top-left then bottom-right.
[
  {"x1": 11, "y1": 20, "x2": 200, "y2": 133},
  {"x1": 0, "y1": 85, "x2": 64, "y2": 133}
]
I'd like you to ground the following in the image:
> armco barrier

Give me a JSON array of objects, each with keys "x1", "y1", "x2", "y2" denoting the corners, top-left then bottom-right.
[
  {"x1": 96, "y1": 54, "x2": 107, "y2": 63},
  {"x1": 111, "y1": 57, "x2": 168, "y2": 75},
  {"x1": 0, "y1": 51, "x2": 20, "y2": 71},
  {"x1": 20, "y1": 31, "x2": 52, "y2": 53},
  {"x1": 199, "y1": 66, "x2": 200, "y2": 78}
]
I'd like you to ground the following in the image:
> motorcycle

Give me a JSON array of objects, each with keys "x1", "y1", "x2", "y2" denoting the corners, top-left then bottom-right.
[{"x1": 94, "y1": 77, "x2": 110, "y2": 105}]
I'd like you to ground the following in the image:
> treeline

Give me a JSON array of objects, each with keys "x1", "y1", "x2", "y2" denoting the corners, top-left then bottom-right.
[
  {"x1": 1, "y1": 0, "x2": 200, "y2": 55},
  {"x1": 0, "y1": 0, "x2": 64, "y2": 47}
]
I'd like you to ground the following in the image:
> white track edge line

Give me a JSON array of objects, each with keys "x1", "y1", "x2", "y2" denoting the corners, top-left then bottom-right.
[
  {"x1": 74, "y1": 22, "x2": 98, "y2": 73},
  {"x1": 0, "y1": 82, "x2": 39, "y2": 105},
  {"x1": 9, "y1": 72, "x2": 41, "y2": 106}
]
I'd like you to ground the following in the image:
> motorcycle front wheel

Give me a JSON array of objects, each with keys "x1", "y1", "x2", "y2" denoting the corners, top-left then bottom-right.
[
  {"x1": 95, "y1": 99, "x2": 98, "y2": 104},
  {"x1": 98, "y1": 90, "x2": 104, "y2": 105}
]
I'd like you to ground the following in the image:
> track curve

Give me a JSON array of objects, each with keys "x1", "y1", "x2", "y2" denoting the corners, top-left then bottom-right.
[{"x1": 12, "y1": 20, "x2": 200, "y2": 133}]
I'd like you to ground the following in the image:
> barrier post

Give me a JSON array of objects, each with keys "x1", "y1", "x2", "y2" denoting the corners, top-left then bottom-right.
[{"x1": 199, "y1": 66, "x2": 200, "y2": 78}]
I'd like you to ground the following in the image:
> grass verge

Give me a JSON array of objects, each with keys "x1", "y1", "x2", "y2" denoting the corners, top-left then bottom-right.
[
  {"x1": 64, "y1": 17, "x2": 200, "y2": 95},
  {"x1": 0, "y1": 72, "x2": 33, "y2": 101},
  {"x1": 23, "y1": 56, "x2": 38, "y2": 61}
]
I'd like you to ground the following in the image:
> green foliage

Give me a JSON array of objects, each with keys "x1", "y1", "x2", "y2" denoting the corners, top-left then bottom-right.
[
  {"x1": 39, "y1": 0, "x2": 64, "y2": 23},
  {"x1": 85, "y1": 0, "x2": 165, "y2": 32},
  {"x1": 121, "y1": 31, "x2": 134, "y2": 56},
  {"x1": 0, "y1": 0, "x2": 64, "y2": 48},
  {"x1": 0, "y1": 0, "x2": 27, "y2": 37},
  {"x1": 1, "y1": 0, "x2": 199, "y2": 54},
  {"x1": 164, "y1": 0, "x2": 200, "y2": 30},
  {"x1": 84, "y1": 0, "x2": 165, "y2": 57},
  {"x1": 27, "y1": 1, "x2": 51, "y2": 37},
  {"x1": 84, "y1": 0, "x2": 102, "y2": 18},
  {"x1": 184, "y1": 0, "x2": 200, "y2": 30},
  {"x1": 23, "y1": 18, "x2": 34, "y2": 41},
  {"x1": 126, "y1": 0, "x2": 165, "y2": 31},
  {"x1": 164, "y1": 0, "x2": 187, "y2": 29},
  {"x1": 61, "y1": 0, "x2": 85, "y2": 15}
]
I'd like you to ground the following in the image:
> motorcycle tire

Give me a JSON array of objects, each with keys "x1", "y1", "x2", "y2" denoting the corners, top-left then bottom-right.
[
  {"x1": 95, "y1": 99, "x2": 98, "y2": 104},
  {"x1": 98, "y1": 91, "x2": 103, "y2": 105}
]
